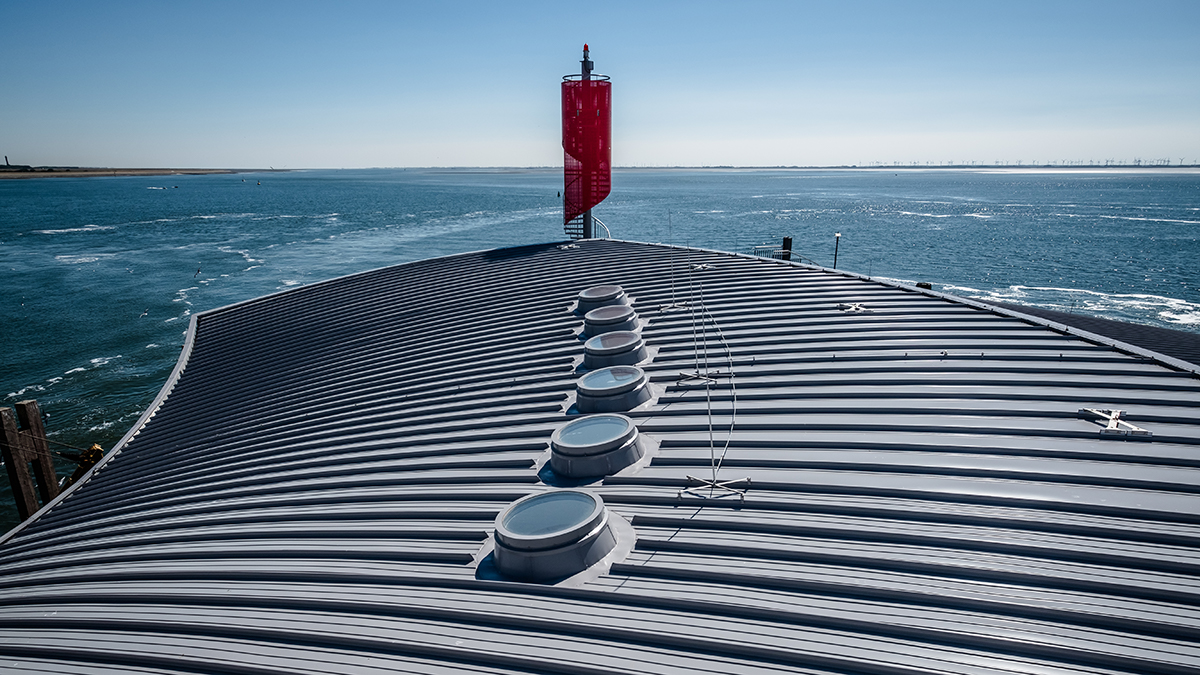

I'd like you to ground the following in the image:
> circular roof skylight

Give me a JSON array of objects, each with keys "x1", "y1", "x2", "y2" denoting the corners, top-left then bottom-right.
[
  {"x1": 577, "y1": 284, "x2": 628, "y2": 314},
  {"x1": 497, "y1": 491, "x2": 605, "y2": 551},
  {"x1": 579, "y1": 285, "x2": 623, "y2": 302},
  {"x1": 583, "y1": 330, "x2": 648, "y2": 369},
  {"x1": 579, "y1": 366, "x2": 646, "y2": 397},
  {"x1": 492, "y1": 490, "x2": 617, "y2": 581},
  {"x1": 586, "y1": 305, "x2": 635, "y2": 323},
  {"x1": 576, "y1": 366, "x2": 652, "y2": 413},
  {"x1": 550, "y1": 414, "x2": 645, "y2": 478},
  {"x1": 584, "y1": 331, "x2": 642, "y2": 356},
  {"x1": 582, "y1": 304, "x2": 638, "y2": 338},
  {"x1": 553, "y1": 414, "x2": 636, "y2": 456}
]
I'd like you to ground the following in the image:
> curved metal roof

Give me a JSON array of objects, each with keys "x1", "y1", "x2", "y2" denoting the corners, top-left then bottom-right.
[{"x1": 3, "y1": 239, "x2": 1200, "y2": 674}]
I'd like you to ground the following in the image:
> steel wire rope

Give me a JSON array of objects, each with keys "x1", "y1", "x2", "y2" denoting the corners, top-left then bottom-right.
[{"x1": 699, "y1": 290, "x2": 738, "y2": 487}]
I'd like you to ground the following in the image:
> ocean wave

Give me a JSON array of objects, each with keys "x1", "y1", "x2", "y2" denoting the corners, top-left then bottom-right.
[
  {"x1": 218, "y1": 246, "x2": 264, "y2": 264},
  {"x1": 35, "y1": 224, "x2": 115, "y2": 234},
  {"x1": 173, "y1": 287, "x2": 198, "y2": 304},
  {"x1": 192, "y1": 212, "x2": 256, "y2": 221},
  {"x1": 1095, "y1": 215, "x2": 1200, "y2": 225},
  {"x1": 55, "y1": 253, "x2": 116, "y2": 264},
  {"x1": 898, "y1": 211, "x2": 953, "y2": 218},
  {"x1": 6, "y1": 384, "x2": 44, "y2": 399}
]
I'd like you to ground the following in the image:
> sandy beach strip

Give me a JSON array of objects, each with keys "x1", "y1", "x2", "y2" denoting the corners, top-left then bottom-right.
[{"x1": 0, "y1": 168, "x2": 278, "y2": 179}]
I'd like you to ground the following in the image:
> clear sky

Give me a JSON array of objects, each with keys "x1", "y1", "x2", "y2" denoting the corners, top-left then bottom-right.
[{"x1": 2, "y1": 0, "x2": 1197, "y2": 168}]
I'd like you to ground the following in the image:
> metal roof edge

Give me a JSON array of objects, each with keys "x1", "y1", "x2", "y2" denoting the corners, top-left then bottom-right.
[
  {"x1": 595, "y1": 237, "x2": 1200, "y2": 378},
  {"x1": 0, "y1": 310, "x2": 203, "y2": 546},
  {"x1": 1, "y1": 241, "x2": 578, "y2": 544}
]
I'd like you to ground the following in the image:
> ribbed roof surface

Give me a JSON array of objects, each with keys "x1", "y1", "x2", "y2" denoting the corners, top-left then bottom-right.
[{"x1": 4, "y1": 239, "x2": 1200, "y2": 674}]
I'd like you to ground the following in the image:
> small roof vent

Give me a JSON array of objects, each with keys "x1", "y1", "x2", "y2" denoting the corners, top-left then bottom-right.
[
  {"x1": 583, "y1": 330, "x2": 647, "y2": 369},
  {"x1": 493, "y1": 489, "x2": 617, "y2": 581},
  {"x1": 577, "y1": 365, "x2": 651, "y2": 412},
  {"x1": 583, "y1": 304, "x2": 638, "y2": 337},
  {"x1": 550, "y1": 413, "x2": 645, "y2": 477},
  {"x1": 577, "y1": 284, "x2": 628, "y2": 314}
]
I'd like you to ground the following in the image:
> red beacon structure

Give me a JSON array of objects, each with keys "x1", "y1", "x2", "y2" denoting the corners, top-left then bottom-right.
[{"x1": 562, "y1": 44, "x2": 611, "y2": 239}]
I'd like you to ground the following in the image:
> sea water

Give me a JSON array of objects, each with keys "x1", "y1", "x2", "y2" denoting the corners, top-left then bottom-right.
[{"x1": 2, "y1": 168, "x2": 1198, "y2": 529}]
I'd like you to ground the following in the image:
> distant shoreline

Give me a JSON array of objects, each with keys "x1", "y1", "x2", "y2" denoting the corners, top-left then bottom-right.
[
  {"x1": 2, "y1": 165, "x2": 1196, "y2": 179},
  {"x1": 0, "y1": 167, "x2": 284, "y2": 179}
]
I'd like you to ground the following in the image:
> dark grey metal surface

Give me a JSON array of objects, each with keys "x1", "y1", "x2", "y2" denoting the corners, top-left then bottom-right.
[
  {"x1": 989, "y1": 301, "x2": 1200, "y2": 368},
  {"x1": 3, "y1": 239, "x2": 1200, "y2": 674}
]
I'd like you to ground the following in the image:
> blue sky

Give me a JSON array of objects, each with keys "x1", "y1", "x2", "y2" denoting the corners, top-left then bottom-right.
[{"x1": 2, "y1": 0, "x2": 1197, "y2": 168}]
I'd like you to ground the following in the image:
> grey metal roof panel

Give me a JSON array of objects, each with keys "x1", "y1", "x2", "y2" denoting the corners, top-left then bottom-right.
[{"x1": 4, "y1": 239, "x2": 1200, "y2": 674}]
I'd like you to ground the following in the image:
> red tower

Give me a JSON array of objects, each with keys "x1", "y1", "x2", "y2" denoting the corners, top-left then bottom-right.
[{"x1": 562, "y1": 44, "x2": 611, "y2": 239}]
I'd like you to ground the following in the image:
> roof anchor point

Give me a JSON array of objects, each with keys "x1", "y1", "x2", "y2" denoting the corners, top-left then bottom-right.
[{"x1": 678, "y1": 476, "x2": 752, "y2": 502}]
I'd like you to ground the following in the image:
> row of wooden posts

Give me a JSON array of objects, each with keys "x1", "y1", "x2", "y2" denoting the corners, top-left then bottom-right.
[{"x1": 1, "y1": 400, "x2": 103, "y2": 522}]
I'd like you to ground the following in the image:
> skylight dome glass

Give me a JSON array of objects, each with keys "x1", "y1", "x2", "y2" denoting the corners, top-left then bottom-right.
[
  {"x1": 579, "y1": 285, "x2": 622, "y2": 302},
  {"x1": 501, "y1": 491, "x2": 600, "y2": 540},
  {"x1": 587, "y1": 305, "x2": 634, "y2": 322},
  {"x1": 586, "y1": 331, "x2": 640, "y2": 354},
  {"x1": 554, "y1": 414, "x2": 635, "y2": 455},
  {"x1": 579, "y1": 366, "x2": 644, "y2": 396}
]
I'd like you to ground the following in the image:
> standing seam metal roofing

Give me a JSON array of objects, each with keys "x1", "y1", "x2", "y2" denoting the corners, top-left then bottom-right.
[{"x1": 3, "y1": 239, "x2": 1200, "y2": 674}]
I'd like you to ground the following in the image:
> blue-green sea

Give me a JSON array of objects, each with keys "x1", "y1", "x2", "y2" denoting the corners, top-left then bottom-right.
[{"x1": 2, "y1": 167, "x2": 1198, "y2": 530}]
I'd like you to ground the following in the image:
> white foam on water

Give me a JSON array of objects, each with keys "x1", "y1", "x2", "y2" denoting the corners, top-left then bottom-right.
[
  {"x1": 218, "y1": 246, "x2": 263, "y2": 265},
  {"x1": 35, "y1": 224, "x2": 115, "y2": 234},
  {"x1": 55, "y1": 253, "x2": 116, "y2": 264},
  {"x1": 1161, "y1": 311, "x2": 1200, "y2": 325},
  {"x1": 874, "y1": 276, "x2": 919, "y2": 286},
  {"x1": 6, "y1": 384, "x2": 45, "y2": 399},
  {"x1": 952, "y1": 284, "x2": 1200, "y2": 328},
  {"x1": 90, "y1": 355, "x2": 122, "y2": 367},
  {"x1": 173, "y1": 287, "x2": 198, "y2": 304},
  {"x1": 145, "y1": 344, "x2": 160, "y2": 349},
  {"x1": 898, "y1": 211, "x2": 953, "y2": 218},
  {"x1": 280, "y1": 280, "x2": 302, "y2": 287},
  {"x1": 64, "y1": 367, "x2": 87, "y2": 375},
  {"x1": 1096, "y1": 215, "x2": 1200, "y2": 225}
]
